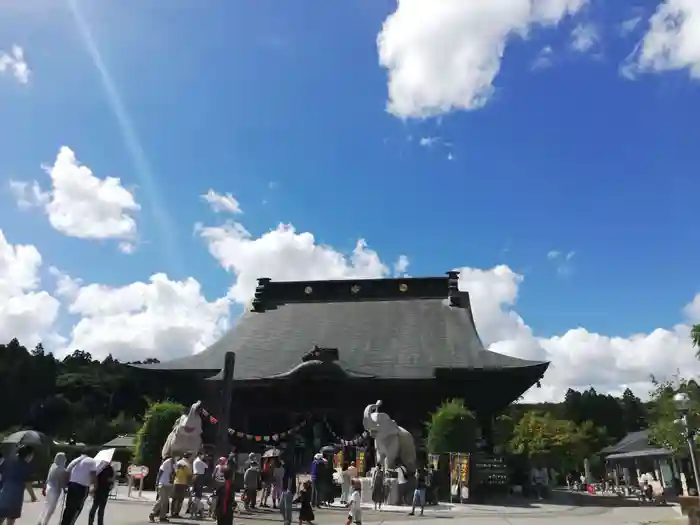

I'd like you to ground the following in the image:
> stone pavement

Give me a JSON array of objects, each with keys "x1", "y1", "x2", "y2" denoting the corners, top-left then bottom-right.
[{"x1": 15, "y1": 491, "x2": 682, "y2": 525}]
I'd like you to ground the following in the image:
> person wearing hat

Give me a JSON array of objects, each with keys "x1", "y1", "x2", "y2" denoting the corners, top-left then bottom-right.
[
  {"x1": 170, "y1": 453, "x2": 193, "y2": 518},
  {"x1": 310, "y1": 453, "x2": 326, "y2": 508},
  {"x1": 243, "y1": 459, "x2": 260, "y2": 511}
]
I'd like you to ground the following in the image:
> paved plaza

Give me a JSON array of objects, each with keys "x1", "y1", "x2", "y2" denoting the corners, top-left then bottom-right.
[{"x1": 16, "y1": 491, "x2": 682, "y2": 525}]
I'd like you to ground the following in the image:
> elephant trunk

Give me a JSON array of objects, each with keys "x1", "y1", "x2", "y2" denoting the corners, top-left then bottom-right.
[{"x1": 363, "y1": 403, "x2": 378, "y2": 432}]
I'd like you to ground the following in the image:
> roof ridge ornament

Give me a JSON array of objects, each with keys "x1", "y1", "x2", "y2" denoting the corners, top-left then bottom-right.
[
  {"x1": 302, "y1": 345, "x2": 340, "y2": 363},
  {"x1": 251, "y1": 277, "x2": 271, "y2": 312},
  {"x1": 446, "y1": 271, "x2": 461, "y2": 306}
]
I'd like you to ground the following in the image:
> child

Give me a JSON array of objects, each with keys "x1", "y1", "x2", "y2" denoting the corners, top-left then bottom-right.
[
  {"x1": 279, "y1": 483, "x2": 294, "y2": 525},
  {"x1": 346, "y1": 479, "x2": 362, "y2": 525},
  {"x1": 293, "y1": 480, "x2": 315, "y2": 525},
  {"x1": 214, "y1": 468, "x2": 238, "y2": 525}
]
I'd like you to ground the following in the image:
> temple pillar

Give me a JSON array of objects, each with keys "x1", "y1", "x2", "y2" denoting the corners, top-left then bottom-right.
[{"x1": 217, "y1": 352, "x2": 235, "y2": 459}]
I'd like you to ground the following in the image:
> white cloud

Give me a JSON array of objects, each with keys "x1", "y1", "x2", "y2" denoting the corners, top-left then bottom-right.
[
  {"x1": 377, "y1": 0, "x2": 588, "y2": 118},
  {"x1": 201, "y1": 189, "x2": 242, "y2": 214},
  {"x1": 419, "y1": 137, "x2": 441, "y2": 147},
  {"x1": 571, "y1": 23, "x2": 599, "y2": 53},
  {"x1": 0, "y1": 45, "x2": 30, "y2": 84},
  {"x1": 9, "y1": 180, "x2": 49, "y2": 210},
  {"x1": 683, "y1": 294, "x2": 700, "y2": 321},
  {"x1": 394, "y1": 254, "x2": 410, "y2": 275},
  {"x1": 620, "y1": 16, "x2": 643, "y2": 36},
  {"x1": 10, "y1": 147, "x2": 140, "y2": 252},
  {"x1": 533, "y1": 46, "x2": 554, "y2": 70},
  {"x1": 197, "y1": 221, "x2": 389, "y2": 303},
  {"x1": 192, "y1": 212, "x2": 700, "y2": 403},
  {"x1": 0, "y1": 230, "x2": 61, "y2": 349},
  {"x1": 547, "y1": 249, "x2": 575, "y2": 276},
  {"x1": 5, "y1": 188, "x2": 699, "y2": 403},
  {"x1": 52, "y1": 269, "x2": 230, "y2": 362},
  {"x1": 458, "y1": 264, "x2": 700, "y2": 403},
  {"x1": 626, "y1": 0, "x2": 700, "y2": 79}
]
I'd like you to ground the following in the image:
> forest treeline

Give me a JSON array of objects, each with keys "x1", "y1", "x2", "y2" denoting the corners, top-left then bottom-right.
[
  {"x1": 0, "y1": 339, "x2": 203, "y2": 445},
  {"x1": 0, "y1": 338, "x2": 673, "y2": 452}
]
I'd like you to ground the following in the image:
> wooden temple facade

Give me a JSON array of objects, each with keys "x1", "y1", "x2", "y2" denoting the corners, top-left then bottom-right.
[{"x1": 140, "y1": 272, "x2": 549, "y2": 457}]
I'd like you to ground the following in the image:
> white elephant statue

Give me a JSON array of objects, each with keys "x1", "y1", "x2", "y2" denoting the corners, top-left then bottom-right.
[
  {"x1": 161, "y1": 400, "x2": 204, "y2": 459},
  {"x1": 363, "y1": 400, "x2": 416, "y2": 473}
]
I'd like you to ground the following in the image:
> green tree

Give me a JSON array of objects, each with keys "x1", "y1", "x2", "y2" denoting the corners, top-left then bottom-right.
[
  {"x1": 0, "y1": 338, "x2": 200, "y2": 444},
  {"x1": 620, "y1": 388, "x2": 647, "y2": 433},
  {"x1": 509, "y1": 410, "x2": 594, "y2": 471},
  {"x1": 425, "y1": 399, "x2": 477, "y2": 454},
  {"x1": 134, "y1": 401, "x2": 185, "y2": 487},
  {"x1": 108, "y1": 411, "x2": 141, "y2": 437},
  {"x1": 648, "y1": 377, "x2": 700, "y2": 453},
  {"x1": 562, "y1": 387, "x2": 628, "y2": 440},
  {"x1": 693, "y1": 325, "x2": 700, "y2": 357},
  {"x1": 492, "y1": 414, "x2": 515, "y2": 453}
]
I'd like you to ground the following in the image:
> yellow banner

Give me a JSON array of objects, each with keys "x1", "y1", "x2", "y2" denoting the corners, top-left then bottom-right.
[{"x1": 334, "y1": 451, "x2": 344, "y2": 469}]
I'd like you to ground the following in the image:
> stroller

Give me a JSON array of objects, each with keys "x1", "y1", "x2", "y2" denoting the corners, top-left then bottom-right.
[{"x1": 188, "y1": 484, "x2": 207, "y2": 519}]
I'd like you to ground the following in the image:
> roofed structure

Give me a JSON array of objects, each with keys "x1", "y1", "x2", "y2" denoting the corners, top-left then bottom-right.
[
  {"x1": 599, "y1": 430, "x2": 651, "y2": 455},
  {"x1": 138, "y1": 272, "x2": 550, "y2": 453},
  {"x1": 142, "y1": 272, "x2": 548, "y2": 386},
  {"x1": 102, "y1": 434, "x2": 136, "y2": 449},
  {"x1": 599, "y1": 430, "x2": 672, "y2": 460}
]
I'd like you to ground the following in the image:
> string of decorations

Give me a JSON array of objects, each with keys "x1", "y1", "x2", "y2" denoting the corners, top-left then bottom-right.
[
  {"x1": 322, "y1": 416, "x2": 369, "y2": 446},
  {"x1": 198, "y1": 406, "x2": 310, "y2": 442}
]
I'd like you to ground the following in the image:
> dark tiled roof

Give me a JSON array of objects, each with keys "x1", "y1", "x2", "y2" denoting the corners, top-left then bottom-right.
[
  {"x1": 140, "y1": 274, "x2": 548, "y2": 380},
  {"x1": 599, "y1": 430, "x2": 651, "y2": 455},
  {"x1": 606, "y1": 448, "x2": 671, "y2": 460},
  {"x1": 102, "y1": 434, "x2": 136, "y2": 448}
]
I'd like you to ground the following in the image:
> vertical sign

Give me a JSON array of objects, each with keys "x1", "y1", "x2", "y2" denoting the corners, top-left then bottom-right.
[
  {"x1": 357, "y1": 448, "x2": 366, "y2": 476},
  {"x1": 460, "y1": 454, "x2": 469, "y2": 484},
  {"x1": 334, "y1": 451, "x2": 344, "y2": 469},
  {"x1": 428, "y1": 454, "x2": 439, "y2": 471}
]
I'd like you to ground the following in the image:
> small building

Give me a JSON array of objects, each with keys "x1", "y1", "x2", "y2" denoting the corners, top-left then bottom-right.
[
  {"x1": 602, "y1": 430, "x2": 676, "y2": 493},
  {"x1": 140, "y1": 272, "x2": 549, "y2": 456},
  {"x1": 102, "y1": 434, "x2": 137, "y2": 449}
]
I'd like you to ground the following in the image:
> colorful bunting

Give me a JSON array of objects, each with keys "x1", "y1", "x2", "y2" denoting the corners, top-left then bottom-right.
[
  {"x1": 198, "y1": 406, "x2": 310, "y2": 442},
  {"x1": 322, "y1": 416, "x2": 369, "y2": 446}
]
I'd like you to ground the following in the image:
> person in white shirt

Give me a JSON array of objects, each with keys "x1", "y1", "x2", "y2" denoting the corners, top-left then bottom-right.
[
  {"x1": 190, "y1": 453, "x2": 208, "y2": 517},
  {"x1": 346, "y1": 461, "x2": 359, "y2": 504},
  {"x1": 396, "y1": 465, "x2": 409, "y2": 505},
  {"x1": 59, "y1": 454, "x2": 97, "y2": 525},
  {"x1": 149, "y1": 456, "x2": 174, "y2": 523},
  {"x1": 346, "y1": 479, "x2": 362, "y2": 525}
]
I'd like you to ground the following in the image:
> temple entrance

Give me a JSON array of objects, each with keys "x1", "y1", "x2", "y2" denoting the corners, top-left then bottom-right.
[{"x1": 230, "y1": 405, "x2": 371, "y2": 472}]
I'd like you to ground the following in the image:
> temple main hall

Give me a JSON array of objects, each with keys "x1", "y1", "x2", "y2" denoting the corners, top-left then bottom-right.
[{"x1": 141, "y1": 271, "x2": 549, "y2": 452}]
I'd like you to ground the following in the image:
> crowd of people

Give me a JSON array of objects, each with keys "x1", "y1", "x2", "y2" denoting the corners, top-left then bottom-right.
[
  {"x1": 0, "y1": 446, "x2": 115, "y2": 525},
  {"x1": 149, "y1": 450, "x2": 214, "y2": 522},
  {"x1": 149, "y1": 451, "x2": 296, "y2": 525},
  {"x1": 1, "y1": 444, "x2": 431, "y2": 525}
]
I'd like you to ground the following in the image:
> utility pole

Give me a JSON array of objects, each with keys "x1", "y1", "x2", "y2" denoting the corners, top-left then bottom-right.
[{"x1": 216, "y1": 351, "x2": 236, "y2": 460}]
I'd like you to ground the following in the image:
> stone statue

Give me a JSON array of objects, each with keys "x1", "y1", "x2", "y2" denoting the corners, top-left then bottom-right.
[
  {"x1": 362, "y1": 400, "x2": 416, "y2": 473},
  {"x1": 162, "y1": 400, "x2": 204, "y2": 459}
]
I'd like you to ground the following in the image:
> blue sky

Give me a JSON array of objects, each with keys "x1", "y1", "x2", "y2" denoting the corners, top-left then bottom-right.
[{"x1": 1, "y1": 0, "x2": 699, "y2": 400}]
